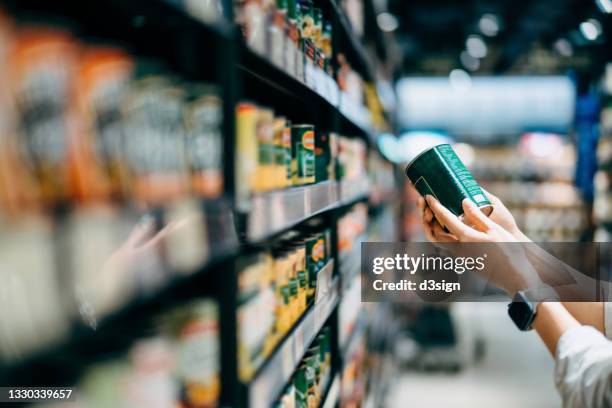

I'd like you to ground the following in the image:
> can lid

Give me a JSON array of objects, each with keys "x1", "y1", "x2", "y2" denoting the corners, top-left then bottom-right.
[{"x1": 404, "y1": 142, "x2": 451, "y2": 175}]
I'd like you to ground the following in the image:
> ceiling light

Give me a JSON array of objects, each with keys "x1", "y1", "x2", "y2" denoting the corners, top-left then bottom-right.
[
  {"x1": 377, "y1": 12, "x2": 399, "y2": 32},
  {"x1": 460, "y1": 50, "x2": 480, "y2": 71},
  {"x1": 553, "y1": 39, "x2": 573, "y2": 57},
  {"x1": 596, "y1": 0, "x2": 612, "y2": 14},
  {"x1": 478, "y1": 14, "x2": 499, "y2": 37},
  {"x1": 449, "y1": 69, "x2": 471, "y2": 92},
  {"x1": 466, "y1": 35, "x2": 487, "y2": 58},
  {"x1": 580, "y1": 19, "x2": 602, "y2": 41}
]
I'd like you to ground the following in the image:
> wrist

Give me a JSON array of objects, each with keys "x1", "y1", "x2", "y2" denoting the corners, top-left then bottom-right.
[
  {"x1": 509, "y1": 275, "x2": 543, "y2": 297},
  {"x1": 511, "y1": 227, "x2": 530, "y2": 242}
]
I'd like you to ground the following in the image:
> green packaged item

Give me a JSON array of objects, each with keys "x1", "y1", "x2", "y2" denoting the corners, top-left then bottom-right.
[
  {"x1": 291, "y1": 124, "x2": 315, "y2": 185},
  {"x1": 405, "y1": 143, "x2": 492, "y2": 227}
]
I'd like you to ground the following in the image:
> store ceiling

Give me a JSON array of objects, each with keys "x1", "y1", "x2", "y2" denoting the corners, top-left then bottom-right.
[{"x1": 388, "y1": 0, "x2": 612, "y2": 76}]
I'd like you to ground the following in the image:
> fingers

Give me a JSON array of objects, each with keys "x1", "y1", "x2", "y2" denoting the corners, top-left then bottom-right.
[
  {"x1": 425, "y1": 195, "x2": 473, "y2": 239},
  {"x1": 417, "y1": 196, "x2": 425, "y2": 210},
  {"x1": 423, "y1": 207, "x2": 434, "y2": 223},
  {"x1": 462, "y1": 199, "x2": 494, "y2": 231},
  {"x1": 482, "y1": 188, "x2": 501, "y2": 205},
  {"x1": 422, "y1": 218, "x2": 436, "y2": 242},
  {"x1": 432, "y1": 221, "x2": 459, "y2": 243}
]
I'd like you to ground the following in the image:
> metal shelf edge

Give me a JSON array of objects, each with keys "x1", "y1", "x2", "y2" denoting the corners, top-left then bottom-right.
[
  {"x1": 321, "y1": 374, "x2": 341, "y2": 408},
  {"x1": 247, "y1": 262, "x2": 339, "y2": 408}
]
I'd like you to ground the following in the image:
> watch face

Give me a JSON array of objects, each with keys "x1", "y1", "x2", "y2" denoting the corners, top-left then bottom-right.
[{"x1": 508, "y1": 294, "x2": 536, "y2": 331}]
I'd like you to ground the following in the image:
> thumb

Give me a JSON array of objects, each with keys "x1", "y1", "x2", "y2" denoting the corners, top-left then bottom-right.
[{"x1": 462, "y1": 198, "x2": 494, "y2": 230}]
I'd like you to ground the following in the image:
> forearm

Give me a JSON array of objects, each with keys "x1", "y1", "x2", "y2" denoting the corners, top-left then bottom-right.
[
  {"x1": 532, "y1": 302, "x2": 580, "y2": 355},
  {"x1": 562, "y1": 302, "x2": 605, "y2": 333}
]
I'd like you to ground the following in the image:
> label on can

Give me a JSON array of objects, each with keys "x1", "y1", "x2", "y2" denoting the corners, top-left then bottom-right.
[
  {"x1": 298, "y1": 130, "x2": 315, "y2": 183},
  {"x1": 282, "y1": 125, "x2": 292, "y2": 186},
  {"x1": 406, "y1": 144, "x2": 491, "y2": 218},
  {"x1": 292, "y1": 125, "x2": 315, "y2": 185}
]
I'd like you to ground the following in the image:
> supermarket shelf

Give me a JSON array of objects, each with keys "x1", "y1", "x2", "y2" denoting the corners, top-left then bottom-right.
[
  {"x1": 339, "y1": 92, "x2": 375, "y2": 141},
  {"x1": 247, "y1": 262, "x2": 339, "y2": 408},
  {"x1": 342, "y1": 311, "x2": 366, "y2": 362},
  {"x1": 0, "y1": 200, "x2": 239, "y2": 386},
  {"x1": 246, "y1": 181, "x2": 339, "y2": 242},
  {"x1": 238, "y1": 44, "x2": 375, "y2": 141},
  {"x1": 158, "y1": 0, "x2": 236, "y2": 38},
  {"x1": 321, "y1": 374, "x2": 341, "y2": 408},
  {"x1": 326, "y1": 0, "x2": 375, "y2": 82},
  {"x1": 339, "y1": 233, "x2": 366, "y2": 284},
  {"x1": 238, "y1": 43, "x2": 338, "y2": 108},
  {"x1": 339, "y1": 178, "x2": 371, "y2": 205}
]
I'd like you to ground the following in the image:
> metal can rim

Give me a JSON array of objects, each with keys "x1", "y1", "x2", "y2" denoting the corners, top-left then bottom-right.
[{"x1": 404, "y1": 142, "x2": 451, "y2": 175}]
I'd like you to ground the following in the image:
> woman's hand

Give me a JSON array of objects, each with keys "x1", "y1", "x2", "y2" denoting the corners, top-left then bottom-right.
[
  {"x1": 417, "y1": 189, "x2": 530, "y2": 242},
  {"x1": 421, "y1": 195, "x2": 542, "y2": 295},
  {"x1": 481, "y1": 189, "x2": 530, "y2": 242},
  {"x1": 425, "y1": 195, "x2": 519, "y2": 243}
]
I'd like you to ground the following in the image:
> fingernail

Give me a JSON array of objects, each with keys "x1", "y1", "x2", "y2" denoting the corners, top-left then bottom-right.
[
  {"x1": 463, "y1": 198, "x2": 475, "y2": 207},
  {"x1": 425, "y1": 195, "x2": 434, "y2": 204}
]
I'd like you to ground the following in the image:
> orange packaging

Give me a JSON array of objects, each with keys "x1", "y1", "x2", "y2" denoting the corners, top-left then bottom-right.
[
  {"x1": 9, "y1": 27, "x2": 78, "y2": 206},
  {"x1": 71, "y1": 46, "x2": 134, "y2": 203},
  {"x1": 0, "y1": 9, "x2": 24, "y2": 215}
]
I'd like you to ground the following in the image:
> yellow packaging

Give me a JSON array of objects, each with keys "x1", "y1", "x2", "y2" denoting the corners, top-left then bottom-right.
[
  {"x1": 294, "y1": 244, "x2": 307, "y2": 314},
  {"x1": 256, "y1": 108, "x2": 275, "y2": 191},
  {"x1": 273, "y1": 117, "x2": 287, "y2": 189},
  {"x1": 282, "y1": 122, "x2": 293, "y2": 188},
  {"x1": 236, "y1": 103, "x2": 258, "y2": 207},
  {"x1": 274, "y1": 254, "x2": 290, "y2": 335}
]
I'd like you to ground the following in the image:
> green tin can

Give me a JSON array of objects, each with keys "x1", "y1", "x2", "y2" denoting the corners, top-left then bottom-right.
[
  {"x1": 405, "y1": 143, "x2": 492, "y2": 221},
  {"x1": 291, "y1": 124, "x2": 316, "y2": 185}
]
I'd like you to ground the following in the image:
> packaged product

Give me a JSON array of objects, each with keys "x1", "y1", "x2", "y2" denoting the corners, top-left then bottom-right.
[
  {"x1": 183, "y1": 84, "x2": 223, "y2": 199},
  {"x1": 291, "y1": 124, "x2": 315, "y2": 185},
  {"x1": 256, "y1": 108, "x2": 276, "y2": 191},
  {"x1": 11, "y1": 28, "x2": 78, "y2": 205},
  {"x1": 160, "y1": 300, "x2": 220, "y2": 408},
  {"x1": 236, "y1": 102, "x2": 258, "y2": 210},
  {"x1": 72, "y1": 46, "x2": 134, "y2": 202},
  {"x1": 123, "y1": 72, "x2": 189, "y2": 205}
]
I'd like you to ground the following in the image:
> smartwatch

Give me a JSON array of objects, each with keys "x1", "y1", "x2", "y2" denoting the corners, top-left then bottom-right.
[
  {"x1": 507, "y1": 291, "x2": 537, "y2": 331},
  {"x1": 508, "y1": 285, "x2": 559, "y2": 331}
]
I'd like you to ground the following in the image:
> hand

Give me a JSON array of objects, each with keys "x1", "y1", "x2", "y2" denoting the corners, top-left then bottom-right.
[
  {"x1": 423, "y1": 195, "x2": 541, "y2": 295},
  {"x1": 425, "y1": 195, "x2": 518, "y2": 243},
  {"x1": 417, "y1": 190, "x2": 529, "y2": 242},
  {"x1": 481, "y1": 189, "x2": 530, "y2": 242}
]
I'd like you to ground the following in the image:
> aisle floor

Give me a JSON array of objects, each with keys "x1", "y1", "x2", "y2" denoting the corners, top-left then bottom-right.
[{"x1": 385, "y1": 302, "x2": 560, "y2": 408}]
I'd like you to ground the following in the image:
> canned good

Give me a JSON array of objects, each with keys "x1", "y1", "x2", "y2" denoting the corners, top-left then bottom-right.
[
  {"x1": 282, "y1": 121, "x2": 293, "y2": 187},
  {"x1": 314, "y1": 130, "x2": 331, "y2": 182},
  {"x1": 405, "y1": 143, "x2": 492, "y2": 221},
  {"x1": 236, "y1": 102, "x2": 258, "y2": 209},
  {"x1": 273, "y1": 117, "x2": 288, "y2": 188},
  {"x1": 291, "y1": 124, "x2": 315, "y2": 185},
  {"x1": 256, "y1": 108, "x2": 275, "y2": 191}
]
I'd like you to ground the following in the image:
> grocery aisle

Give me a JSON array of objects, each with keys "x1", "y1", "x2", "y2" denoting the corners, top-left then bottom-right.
[
  {"x1": 386, "y1": 302, "x2": 559, "y2": 408},
  {"x1": 1, "y1": 0, "x2": 611, "y2": 406}
]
